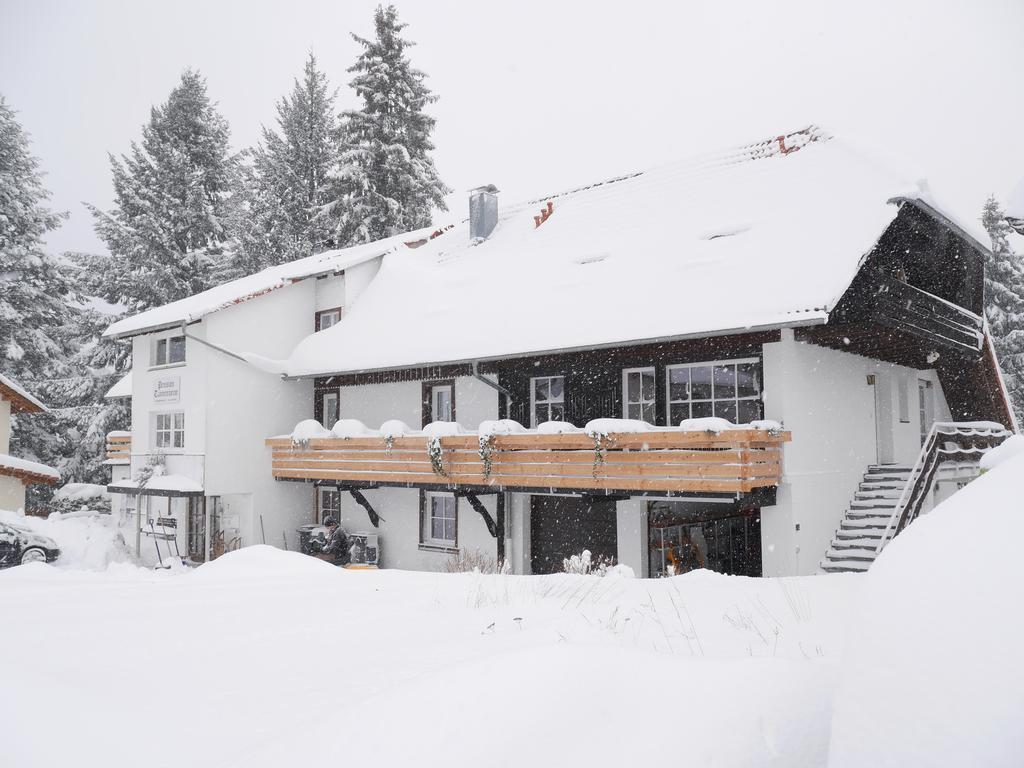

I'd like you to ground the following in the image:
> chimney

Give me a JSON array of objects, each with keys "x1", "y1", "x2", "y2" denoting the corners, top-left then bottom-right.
[{"x1": 469, "y1": 184, "x2": 499, "y2": 241}]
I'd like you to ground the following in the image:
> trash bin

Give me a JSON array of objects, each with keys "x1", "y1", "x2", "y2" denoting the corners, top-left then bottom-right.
[{"x1": 297, "y1": 523, "x2": 328, "y2": 555}]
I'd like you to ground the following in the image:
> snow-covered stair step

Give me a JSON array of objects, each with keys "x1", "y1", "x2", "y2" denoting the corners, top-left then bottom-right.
[
  {"x1": 854, "y1": 489, "x2": 903, "y2": 500},
  {"x1": 850, "y1": 499, "x2": 897, "y2": 510},
  {"x1": 819, "y1": 465, "x2": 912, "y2": 574},
  {"x1": 859, "y1": 480, "x2": 906, "y2": 491},
  {"x1": 823, "y1": 546, "x2": 877, "y2": 562},
  {"x1": 827, "y1": 536, "x2": 884, "y2": 548},
  {"x1": 835, "y1": 532, "x2": 884, "y2": 544},
  {"x1": 820, "y1": 559, "x2": 872, "y2": 573}
]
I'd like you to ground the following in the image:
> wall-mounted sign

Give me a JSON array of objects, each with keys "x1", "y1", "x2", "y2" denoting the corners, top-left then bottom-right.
[{"x1": 153, "y1": 376, "x2": 180, "y2": 404}]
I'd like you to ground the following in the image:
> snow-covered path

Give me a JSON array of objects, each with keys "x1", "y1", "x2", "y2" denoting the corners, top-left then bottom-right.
[{"x1": 0, "y1": 550, "x2": 857, "y2": 767}]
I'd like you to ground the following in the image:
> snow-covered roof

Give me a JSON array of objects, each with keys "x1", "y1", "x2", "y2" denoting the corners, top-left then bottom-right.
[
  {"x1": 0, "y1": 373, "x2": 47, "y2": 413},
  {"x1": 0, "y1": 453, "x2": 60, "y2": 484},
  {"x1": 103, "y1": 226, "x2": 442, "y2": 339},
  {"x1": 283, "y1": 127, "x2": 959, "y2": 378},
  {"x1": 104, "y1": 372, "x2": 132, "y2": 399}
]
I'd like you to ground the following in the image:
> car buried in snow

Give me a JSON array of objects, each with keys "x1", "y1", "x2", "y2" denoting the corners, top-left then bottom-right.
[{"x1": 0, "y1": 521, "x2": 60, "y2": 567}]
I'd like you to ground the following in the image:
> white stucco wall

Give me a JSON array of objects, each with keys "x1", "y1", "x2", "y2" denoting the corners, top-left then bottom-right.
[
  {"x1": 0, "y1": 475, "x2": 26, "y2": 512},
  {"x1": 331, "y1": 486, "x2": 500, "y2": 572},
  {"x1": 616, "y1": 498, "x2": 649, "y2": 577},
  {"x1": 314, "y1": 274, "x2": 346, "y2": 313},
  {"x1": 761, "y1": 330, "x2": 951, "y2": 576},
  {"x1": 204, "y1": 280, "x2": 315, "y2": 549},
  {"x1": 0, "y1": 399, "x2": 11, "y2": 454},
  {"x1": 344, "y1": 258, "x2": 381, "y2": 306}
]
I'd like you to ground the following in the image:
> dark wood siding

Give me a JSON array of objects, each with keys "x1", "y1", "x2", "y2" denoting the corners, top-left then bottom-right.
[{"x1": 484, "y1": 332, "x2": 777, "y2": 427}]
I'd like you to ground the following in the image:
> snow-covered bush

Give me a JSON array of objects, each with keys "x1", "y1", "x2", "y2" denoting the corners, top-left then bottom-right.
[
  {"x1": 562, "y1": 549, "x2": 616, "y2": 576},
  {"x1": 444, "y1": 548, "x2": 510, "y2": 574}
]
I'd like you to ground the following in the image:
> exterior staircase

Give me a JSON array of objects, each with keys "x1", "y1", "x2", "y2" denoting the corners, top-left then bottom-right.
[
  {"x1": 820, "y1": 422, "x2": 1012, "y2": 574},
  {"x1": 820, "y1": 466, "x2": 912, "y2": 573}
]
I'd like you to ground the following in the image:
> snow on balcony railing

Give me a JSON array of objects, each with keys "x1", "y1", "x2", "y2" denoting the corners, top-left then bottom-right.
[{"x1": 265, "y1": 417, "x2": 791, "y2": 495}]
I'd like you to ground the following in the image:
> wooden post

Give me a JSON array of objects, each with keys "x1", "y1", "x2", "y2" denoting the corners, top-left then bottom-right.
[{"x1": 496, "y1": 492, "x2": 506, "y2": 565}]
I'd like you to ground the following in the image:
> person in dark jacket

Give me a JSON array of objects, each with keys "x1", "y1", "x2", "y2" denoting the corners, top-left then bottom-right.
[{"x1": 316, "y1": 517, "x2": 350, "y2": 565}]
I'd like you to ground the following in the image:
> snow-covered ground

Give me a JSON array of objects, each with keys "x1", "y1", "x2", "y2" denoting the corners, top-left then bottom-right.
[{"x1": 2, "y1": 451, "x2": 1022, "y2": 767}]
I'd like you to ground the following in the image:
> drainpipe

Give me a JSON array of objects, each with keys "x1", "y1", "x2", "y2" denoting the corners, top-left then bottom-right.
[
  {"x1": 471, "y1": 361, "x2": 513, "y2": 420},
  {"x1": 471, "y1": 361, "x2": 514, "y2": 570}
]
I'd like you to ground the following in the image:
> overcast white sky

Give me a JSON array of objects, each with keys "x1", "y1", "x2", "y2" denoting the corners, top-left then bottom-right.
[{"x1": 2, "y1": 0, "x2": 1023, "y2": 255}]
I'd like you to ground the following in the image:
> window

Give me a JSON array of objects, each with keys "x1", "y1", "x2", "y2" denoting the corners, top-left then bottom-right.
[
  {"x1": 421, "y1": 493, "x2": 457, "y2": 549},
  {"x1": 666, "y1": 359, "x2": 761, "y2": 425},
  {"x1": 531, "y1": 375, "x2": 565, "y2": 427},
  {"x1": 152, "y1": 335, "x2": 186, "y2": 367},
  {"x1": 154, "y1": 412, "x2": 185, "y2": 449},
  {"x1": 321, "y1": 391, "x2": 339, "y2": 429},
  {"x1": 319, "y1": 487, "x2": 341, "y2": 524},
  {"x1": 422, "y1": 381, "x2": 455, "y2": 426},
  {"x1": 622, "y1": 367, "x2": 656, "y2": 422},
  {"x1": 315, "y1": 308, "x2": 343, "y2": 332}
]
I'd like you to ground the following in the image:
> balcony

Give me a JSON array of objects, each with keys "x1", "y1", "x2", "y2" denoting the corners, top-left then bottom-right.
[
  {"x1": 266, "y1": 427, "x2": 790, "y2": 496},
  {"x1": 105, "y1": 431, "x2": 131, "y2": 464}
]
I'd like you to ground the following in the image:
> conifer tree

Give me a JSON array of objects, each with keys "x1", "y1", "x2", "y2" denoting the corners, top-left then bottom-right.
[
  {"x1": 223, "y1": 54, "x2": 338, "y2": 276},
  {"x1": 981, "y1": 195, "x2": 1024, "y2": 422},
  {"x1": 325, "y1": 5, "x2": 450, "y2": 246},
  {"x1": 0, "y1": 94, "x2": 75, "y2": 383},
  {"x1": 85, "y1": 70, "x2": 233, "y2": 310}
]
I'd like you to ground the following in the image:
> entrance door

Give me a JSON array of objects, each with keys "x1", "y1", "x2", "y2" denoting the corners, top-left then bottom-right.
[
  {"x1": 529, "y1": 496, "x2": 617, "y2": 574},
  {"x1": 187, "y1": 497, "x2": 205, "y2": 561},
  {"x1": 871, "y1": 373, "x2": 895, "y2": 465},
  {"x1": 918, "y1": 379, "x2": 935, "y2": 446}
]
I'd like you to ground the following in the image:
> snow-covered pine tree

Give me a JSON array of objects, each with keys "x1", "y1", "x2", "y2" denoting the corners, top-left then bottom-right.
[
  {"x1": 981, "y1": 195, "x2": 1024, "y2": 422},
  {"x1": 85, "y1": 70, "x2": 234, "y2": 311},
  {"x1": 0, "y1": 94, "x2": 75, "y2": 384},
  {"x1": 325, "y1": 5, "x2": 450, "y2": 246},
  {"x1": 222, "y1": 54, "x2": 338, "y2": 276}
]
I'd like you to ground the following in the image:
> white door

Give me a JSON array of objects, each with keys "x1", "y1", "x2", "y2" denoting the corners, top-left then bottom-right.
[
  {"x1": 872, "y1": 373, "x2": 895, "y2": 465},
  {"x1": 918, "y1": 380, "x2": 935, "y2": 446}
]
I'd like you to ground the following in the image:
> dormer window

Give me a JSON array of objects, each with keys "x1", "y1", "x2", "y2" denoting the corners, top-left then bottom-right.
[
  {"x1": 316, "y1": 308, "x2": 343, "y2": 331},
  {"x1": 152, "y1": 335, "x2": 186, "y2": 367}
]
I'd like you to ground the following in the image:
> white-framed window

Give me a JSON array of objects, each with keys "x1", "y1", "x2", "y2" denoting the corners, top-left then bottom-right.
[
  {"x1": 623, "y1": 367, "x2": 656, "y2": 422},
  {"x1": 321, "y1": 391, "x2": 339, "y2": 429},
  {"x1": 152, "y1": 335, "x2": 186, "y2": 367},
  {"x1": 316, "y1": 308, "x2": 343, "y2": 331},
  {"x1": 319, "y1": 487, "x2": 341, "y2": 523},
  {"x1": 530, "y1": 375, "x2": 565, "y2": 427},
  {"x1": 431, "y1": 385, "x2": 453, "y2": 422},
  {"x1": 666, "y1": 358, "x2": 762, "y2": 425},
  {"x1": 421, "y1": 492, "x2": 457, "y2": 549},
  {"x1": 154, "y1": 411, "x2": 185, "y2": 449}
]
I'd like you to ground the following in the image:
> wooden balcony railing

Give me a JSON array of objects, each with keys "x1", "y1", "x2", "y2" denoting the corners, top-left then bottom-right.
[
  {"x1": 105, "y1": 431, "x2": 131, "y2": 464},
  {"x1": 266, "y1": 429, "x2": 791, "y2": 495}
]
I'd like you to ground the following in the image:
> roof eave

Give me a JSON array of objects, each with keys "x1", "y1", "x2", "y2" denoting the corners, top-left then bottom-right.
[{"x1": 282, "y1": 315, "x2": 830, "y2": 381}]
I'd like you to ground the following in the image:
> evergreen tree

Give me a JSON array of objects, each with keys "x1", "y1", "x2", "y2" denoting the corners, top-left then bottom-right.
[
  {"x1": 325, "y1": 5, "x2": 450, "y2": 246},
  {"x1": 0, "y1": 94, "x2": 75, "y2": 384},
  {"x1": 981, "y1": 195, "x2": 1024, "y2": 422},
  {"x1": 223, "y1": 54, "x2": 338, "y2": 276},
  {"x1": 85, "y1": 70, "x2": 233, "y2": 311}
]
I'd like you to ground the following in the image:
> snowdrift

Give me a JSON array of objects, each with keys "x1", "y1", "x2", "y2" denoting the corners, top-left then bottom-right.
[{"x1": 828, "y1": 451, "x2": 1024, "y2": 767}]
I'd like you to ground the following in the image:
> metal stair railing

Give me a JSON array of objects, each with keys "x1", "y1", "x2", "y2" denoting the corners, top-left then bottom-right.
[{"x1": 874, "y1": 422, "x2": 1011, "y2": 555}]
